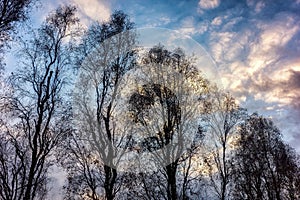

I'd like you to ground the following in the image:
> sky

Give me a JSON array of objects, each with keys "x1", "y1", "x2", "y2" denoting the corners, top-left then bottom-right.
[{"x1": 7, "y1": 0, "x2": 300, "y2": 153}]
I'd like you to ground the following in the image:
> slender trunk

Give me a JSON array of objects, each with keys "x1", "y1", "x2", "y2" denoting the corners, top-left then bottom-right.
[
  {"x1": 221, "y1": 141, "x2": 227, "y2": 200},
  {"x1": 104, "y1": 165, "x2": 117, "y2": 200},
  {"x1": 182, "y1": 156, "x2": 192, "y2": 200},
  {"x1": 221, "y1": 125, "x2": 229, "y2": 200},
  {"x1": 102, "y1": 100, "x2": 118, "y2": 200},
  {"x1": 23, "y1": 156, "x2": 37, "y2": 200},
  {"x1": 221, "y1": 182, "x2": 226, "y2": 200},
  {"x1": 24, "y1": 111, "x2": 43, "y2": 200},
  {"x1": 166, "y1": 163, "x2": 177, "y2": 200}
]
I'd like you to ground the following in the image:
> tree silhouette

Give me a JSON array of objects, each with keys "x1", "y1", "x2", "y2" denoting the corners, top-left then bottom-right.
[
  {"x1": 231, "y1": 114, "x2": 300, "y2": 200},
  {"x1": 0, "y1": 0, "x2": 35, "y2": 69},
  {"x1": 202, "y1": 91, "x2": 247, "y2": 199},
  {"x1": 126, "y1": 45, "x2": 211, "y2": 200},
  {"x1": 62, "y1": 10, "x2": 137, "y2": 200},
  {"x1": 0, "y1": 6, "x2": 78, "y2": 200}
]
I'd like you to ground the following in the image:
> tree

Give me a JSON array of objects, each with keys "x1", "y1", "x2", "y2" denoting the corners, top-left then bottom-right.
[
  {"x1": 127, "y1": 45, "x2": 210, "y2": 200},
  {"x1": 231, "y1": 114, "x2": 300, "y2": 200},
  {"x1": 202, "y1": 91, "x2": 246, "y2": 200},
  {"x1": 0, "y1": 0, "x2": 35, "y2": 69},
  {"x1": 0, "y1": 6, "x2": 78, "y2": 200},
  {"x1": 62, "y1": 10, "x2": 137, "y2": 199},
  {"x1": 0, "y1": 0, "x2": 34, "y2": 39}
]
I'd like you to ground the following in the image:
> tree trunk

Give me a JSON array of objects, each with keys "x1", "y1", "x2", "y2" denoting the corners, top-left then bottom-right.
[
  {"x1": 24, "y1": 111, "x2": 43, "y2": 200},
  {"x1": 166, "y1": 163, "x2": 177, "y2": 200},
  {"x1": 104, "y1": 165, "x2": 117, "y2": 200},
  {"x1": 23, "y1": 157, "x2": 37, "y2": 200},
  {"x1": 221, "y1": 141, "x2": 227, "y2": 200}
]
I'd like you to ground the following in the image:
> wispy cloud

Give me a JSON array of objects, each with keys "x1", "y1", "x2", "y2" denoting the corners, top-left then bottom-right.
[
  {"x1": 198, "y1": 0, "x2": 220, "y2": 10},
  {"x1": 70, "y1": 0, "x2": 111, "y2": 26},
  {"x1": 28, "y1": 0, "x2": 111, "y2": 28}
]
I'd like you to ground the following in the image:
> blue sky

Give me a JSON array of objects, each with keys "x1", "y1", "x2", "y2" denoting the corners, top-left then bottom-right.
[{"x1": 7, "y1": 0, "x2": 300, "y2": 152}]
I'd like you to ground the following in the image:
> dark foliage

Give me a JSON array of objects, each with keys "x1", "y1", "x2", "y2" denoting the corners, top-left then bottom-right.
[
  {"x1": 231, "y1": 114, "x2": 300, "y2": 200},
  {"x1": 0, "y1": 0, "x2": 35, "y2": 69}
]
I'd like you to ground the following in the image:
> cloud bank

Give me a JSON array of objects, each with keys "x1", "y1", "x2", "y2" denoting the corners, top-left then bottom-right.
[{"x1": 191, "y1": 0, "x2": 300, "y2": 150}]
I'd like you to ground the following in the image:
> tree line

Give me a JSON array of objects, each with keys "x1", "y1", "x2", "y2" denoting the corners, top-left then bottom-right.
[{"x1": 0, "y1": 4, "x2": 299, "y2": 200}]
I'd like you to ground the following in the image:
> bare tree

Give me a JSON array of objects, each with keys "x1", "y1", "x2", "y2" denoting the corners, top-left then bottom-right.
[
  {"x1": 0, "y1": 0, "x2": 35, "y2": 69},
  {"x1": 62, "y1": 11, "x2": 137, "y2": 200},
  {"x1": 127, "y1": 45, "x2": 211, "y2": 200},
  {"x1": 0, "y1": 6, "x2": 78, "y2": 200},
  {"x1": 231, "y1": 114, "x2": 300, "y2": 200},
  {"x1": 0, "y1": 0, "x2": 34, "y2": 38},
  {"x1": 202, "y1": 91, "x2": 246, "y2": 200}
]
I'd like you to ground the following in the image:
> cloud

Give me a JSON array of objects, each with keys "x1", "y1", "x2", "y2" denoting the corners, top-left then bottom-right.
[
  {"x1": 211, "y1": 16, "x2": 222, "y2": 26},
  {"x1": 251, "y1": 13, "x2": 299, "y2": 56},
  {"x1": 28, "y1": 0, "x2": 111, "y2": 28},
  {"x1": 70, "y1": 0, "x2": 111, "y2": 26},
  {"x1": 140, "y1": 15, "x2": 172, "y2": 28},
  {"x1": 177, "y1": 16, "x2": 197, "y2": 35},
  {"x1": 235, "y1": 13, "x2": 300, "y2": 106},
  {"x1": 201, "y1": 4, "x2": 300, "y2": 104},
  {"x1": 190, "y1": 0, "x2": 300, "y2": 151},
  {"x1": 246, "y1": 0, "x2": 266, "y2": 13},
  {"x1": 198, "y1": 0, "x2": 220, "y2": 10}
]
